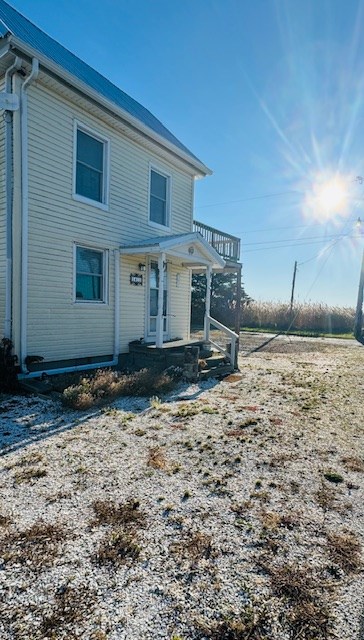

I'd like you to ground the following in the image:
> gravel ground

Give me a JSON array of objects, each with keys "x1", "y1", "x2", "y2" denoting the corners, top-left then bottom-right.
[{"x1": 0, "y1": 336, "x2": 363, "y2": 639}]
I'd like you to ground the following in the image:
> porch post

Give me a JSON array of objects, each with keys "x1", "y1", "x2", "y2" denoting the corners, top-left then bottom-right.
[
  {"x1": 156, "y1": 252, "x2": 165, "y2": 348},
  {"x1": 204, "y1": 265, "x2": 212, "y2": 341}
]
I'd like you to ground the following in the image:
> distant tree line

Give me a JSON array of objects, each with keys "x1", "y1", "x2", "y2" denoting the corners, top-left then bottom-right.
[{"x1": 191, "y1": 272, "x2": 251, "y2": 328}]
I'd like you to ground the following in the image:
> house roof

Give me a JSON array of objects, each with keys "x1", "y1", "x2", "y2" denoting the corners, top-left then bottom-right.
[
  {"x1": 119, "y1": 232, "x2": 226, "y2": 269},
  {"x1": 0, "y1": 1, "x2": 210, "y2": 175}
]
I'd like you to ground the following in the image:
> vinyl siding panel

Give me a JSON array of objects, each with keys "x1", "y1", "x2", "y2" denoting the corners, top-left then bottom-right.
[
  {"x1": 169, "y1": 262, "x2": 191, "y2": 340},
  {"x1": 0, "y1": 78, "x2": 6, "y2": 336},
  {"x1": 26, "y1": 81, "x2": 193, "y2": 360},
  {"x1": 119, "y1": 255, "x2": 145, "y2": 353}
]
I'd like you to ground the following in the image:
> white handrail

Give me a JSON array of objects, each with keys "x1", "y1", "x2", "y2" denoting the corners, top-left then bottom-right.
[
  {"x1": 209, "y1": 339, "x2": 228, "y2": 358},
  {"x1": 206, "y1": 315, "x2": 239, "y2": 339},
  {"x1": 206, "y1": 314, "x2": 239, "y2": 370}
]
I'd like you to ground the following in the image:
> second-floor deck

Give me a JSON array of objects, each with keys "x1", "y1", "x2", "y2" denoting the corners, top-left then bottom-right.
[{"x1": 193, "y1": 220, "x2": 241, "y2": 263}]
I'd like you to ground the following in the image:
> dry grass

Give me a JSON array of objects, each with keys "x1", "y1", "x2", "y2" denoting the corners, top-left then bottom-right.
[
  {"x1": 93, "y1": 529, "x2": 141, "y2": 566},
  {"x1": 261, "y1": 510, "x2": 300, "y2": 532},
  {"x1": 242, "y1": 300, "x2": 355, "y2": 334},
  {"x1": 264, "y1": 563, "x2": 333, "y2": 639},
  {"x1": 91, "y1": 498, "x2": 145, "y2": 529},
  {"x1": 196, "y1": 601, "x2": 272, "y2": 639},
  {"x1": 0, "y1": 521, "x2": 67, "y2": 570},
  {"x1": 341, "y1": 456, "x2": 364, "y2": 472},
  {"x1": 315, "y1": 484, "x2": 338, "y2": 512},
  {"x1": 0, "y1": 513, "x2": 11, "y2": 527},
  {"x1": 326, "y1": 531, "x2": 362, "y2": 573},
  {"x1": 284, "y1": 600, "x2": 333, "y2": 640},
  {"x1": 41, "y1": 584, "x2": 97, "y2": 636},
  {"x1": 172, "y1": 531, "x2": 213, "y2": 564},
  {"x1": 62, "y1": 367, "x2": 176, "y2": 410},
  {"x1": 92, "y1": 498, "x2": 145, "y2": 568},
  {"x1": 147, "y1": 446, "x2": 168, "y2": 470},
  {"x1": 13, "y1": 466, "x2": 47, "y2": 484},
  {"x1": 267, "y1": 563, "x2": 321, "y2": 602}
]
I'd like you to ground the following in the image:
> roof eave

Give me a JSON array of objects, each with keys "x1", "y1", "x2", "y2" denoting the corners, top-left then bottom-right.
[
  {"x1": 7, "y1": 35, "x2": 212, "y2": 178},
  {"x1": 119, "y1": 232, "x2": 225, "y2": 269}
]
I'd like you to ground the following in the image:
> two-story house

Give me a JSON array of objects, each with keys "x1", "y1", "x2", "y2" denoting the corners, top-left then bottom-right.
[{"x1": 0, "y1": 1, "x2": 241, "y2": 380}]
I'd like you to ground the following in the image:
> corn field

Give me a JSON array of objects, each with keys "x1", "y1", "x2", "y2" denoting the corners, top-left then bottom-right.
[{"x1": 242, "y1": 301, "x2": 355, "y2": 335}]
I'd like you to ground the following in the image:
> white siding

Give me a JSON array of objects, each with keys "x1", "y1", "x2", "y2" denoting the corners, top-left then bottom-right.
[
  {"x1": 119, "y1": 255, "x2": 145, "y2": 353},
  {"x1": 168, "y1": 262, "x2": 191, "y2": 340},
  {"x1": 0, "y1": 78, "x2": 6, "y2": 336},
  {"x1": 26, "y1": 81, "x2": 194, "y2": 360}
]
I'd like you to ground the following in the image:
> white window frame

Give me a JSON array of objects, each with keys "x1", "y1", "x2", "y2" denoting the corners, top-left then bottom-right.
[
  {"x1": 73, "y1": 244, "x2": 109, "y2": 305},
  {"x1": 73, "y1": 120, "x2": 110, "y2": 211},
  {"x1": 148, "y1": 164, "x2": 172, "y2": 230}
]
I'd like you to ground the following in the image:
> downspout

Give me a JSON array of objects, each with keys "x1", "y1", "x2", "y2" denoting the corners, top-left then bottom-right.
[
  {"x1": 18, "y1": 248, "x2": 120, "y2": 379},
  {"x1": 20, "y1": 58, "x2": 39, "y2": 373},
  {"x1": 4, "y1": 56, "x2": 22, "y2": 339}
]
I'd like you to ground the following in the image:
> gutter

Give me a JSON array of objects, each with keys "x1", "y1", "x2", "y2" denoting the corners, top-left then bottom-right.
[
  {"x1": 19, "y1": 57, "x2": 39, "y2": 373},
  {"x1": 7, "y1": 36, "x2": 212, "y2": 178},
  {"x1": 4, "y1": 54, "x2": 21, "y2": 339}
]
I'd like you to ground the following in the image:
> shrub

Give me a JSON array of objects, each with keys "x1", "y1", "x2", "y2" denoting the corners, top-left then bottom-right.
[
  {"x1": 62, "y1": 367, "x2": 176, "y2": 409},
  {"x1": 0, "y1": 338, "x2": 19, "y2": 392}
]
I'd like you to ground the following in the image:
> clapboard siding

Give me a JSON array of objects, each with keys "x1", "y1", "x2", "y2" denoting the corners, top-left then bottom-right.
[
  {"x1": 169, "y1": 262, "x2": 191, "y2": 340},
  {"x1": 119, "y1": 255, "x2": 145, "y2": 352},
  {"x1": 25, "y1": 81, "x2": 194, "y2": 360}
]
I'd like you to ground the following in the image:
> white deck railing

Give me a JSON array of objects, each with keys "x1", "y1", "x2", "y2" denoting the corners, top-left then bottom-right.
[{"x1": 205, "y1": 315, "x2": 239, "y2": 370}]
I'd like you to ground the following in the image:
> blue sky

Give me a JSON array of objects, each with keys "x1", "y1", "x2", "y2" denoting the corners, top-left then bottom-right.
[{"x1": 9, "y1": 0, "x2": 364, "y2": 306}]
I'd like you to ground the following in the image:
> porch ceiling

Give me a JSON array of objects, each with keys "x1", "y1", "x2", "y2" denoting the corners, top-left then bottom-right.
[{"x1": 119, "y1": 232, "x2": 225, "y2": 269}]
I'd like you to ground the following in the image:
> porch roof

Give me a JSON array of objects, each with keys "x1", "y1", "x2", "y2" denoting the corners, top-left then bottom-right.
[{"x1": 119, "y1": 232, "x2": 225, "y2": 269}]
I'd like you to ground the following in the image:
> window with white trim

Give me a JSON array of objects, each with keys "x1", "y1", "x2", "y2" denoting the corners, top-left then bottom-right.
[
  {"x1": 75, "y1": 125, "x2": 108, "y2": 205},
  {"x1": 149, "y1": 168, "x2": 170, "y2": 227},
  {"x1": 75, "y1": 246, "x2": 107, "y2": 302}
]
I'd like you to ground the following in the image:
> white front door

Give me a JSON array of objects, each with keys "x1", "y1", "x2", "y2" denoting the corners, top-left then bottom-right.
[{"x1": 147, "y1": 259, "x2": 169, "y2": 339}]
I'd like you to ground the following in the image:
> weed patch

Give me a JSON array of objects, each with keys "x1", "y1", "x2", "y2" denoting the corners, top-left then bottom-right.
[
  {"x1": 14, "y1": 466, "x2": 47, "y2": 484},
  {"x1": 195, "y1": 601, "x2": 272, "y2": 639},
  {"x1": 93, "y1": 529, "x2": 141, "y2": 566},
  {"x1": 0, "y1": 521, "x2": 67, "y2": 570},
  {"x1": 341, "y1": 456, "x2": 364, "y2": 472},
  {"x1": 147, "y1": 446, "x2": 168, "y2": 470},
  {"x1": 326, "y1": 531, "x2": 362, "y2": 573},
  {"x1": 41, "y1": 584, "x2": 97, "y2": 636},
  {"x1": 91, "y1": 498, "x2": 145, "y2": 529}
]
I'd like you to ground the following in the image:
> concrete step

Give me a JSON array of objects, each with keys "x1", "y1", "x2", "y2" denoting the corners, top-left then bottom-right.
[
  {"x1": 199, "y1": 364, "x2": 233, "y2": 380},
  {"x1": 202, "y1": 354, "x2": 229, "y2": 369}
]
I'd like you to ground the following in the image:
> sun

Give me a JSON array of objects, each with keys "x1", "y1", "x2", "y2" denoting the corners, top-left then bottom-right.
[
  {"x1": 316, "y1": 178, "x2": 348, "y2": 213},
  {"x1": 304, "y1": 174, "x2": 350, "y2": 222}
]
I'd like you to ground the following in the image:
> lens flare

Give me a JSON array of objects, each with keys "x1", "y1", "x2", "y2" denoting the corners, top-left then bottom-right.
[{"x1": 304, "y1": 174, "x2": 350, "y2": 222}]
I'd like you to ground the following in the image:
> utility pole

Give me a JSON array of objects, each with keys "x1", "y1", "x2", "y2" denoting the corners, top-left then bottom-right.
[
  {"x1": 354, "y1": 249, "x2": 364, "y2": 343},
  {"x1": 290, "y1": 261, "x2": 298, "y2": 314}
]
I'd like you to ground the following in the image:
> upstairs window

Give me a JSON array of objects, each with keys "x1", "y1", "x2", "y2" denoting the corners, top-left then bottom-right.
[
  {"x1": 75, "y1": 246, "x2": 107, "y2": 302},
  {"x1": 74, "y1": 124, "x2": 108, "y2": 207},
  {"x1": 149, "y1": 168, "x2": 170, "y2": 227}
]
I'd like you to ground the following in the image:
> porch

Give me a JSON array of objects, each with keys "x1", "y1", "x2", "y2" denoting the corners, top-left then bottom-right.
[{"x1": 122, "y1": 223, "x2": 242, "y2": 379}]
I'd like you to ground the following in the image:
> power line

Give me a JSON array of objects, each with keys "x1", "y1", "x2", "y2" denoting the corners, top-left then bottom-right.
[
  {"x1": 242, "y1": 232, "x2": 361, "y2": 247},
  {"x1": 195, "y1": 190, "x2": 301, "y2": 209},
  {"x1": 242, "y1": 235, "x2": 362, "y2": 253}
]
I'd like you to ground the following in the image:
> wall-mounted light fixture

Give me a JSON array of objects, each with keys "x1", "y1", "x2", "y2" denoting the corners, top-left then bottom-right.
[{"x1": 138, "y1": 263, "x2": 146, "y2": 272}]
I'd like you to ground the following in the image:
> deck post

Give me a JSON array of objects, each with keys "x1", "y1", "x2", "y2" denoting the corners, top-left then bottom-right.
[
  {"x1": 156, "y1": 252, "x2": 165, "y2": 348},
  {"x1": 204, "y1": 265, "x2": 212, "y2": 341}
]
